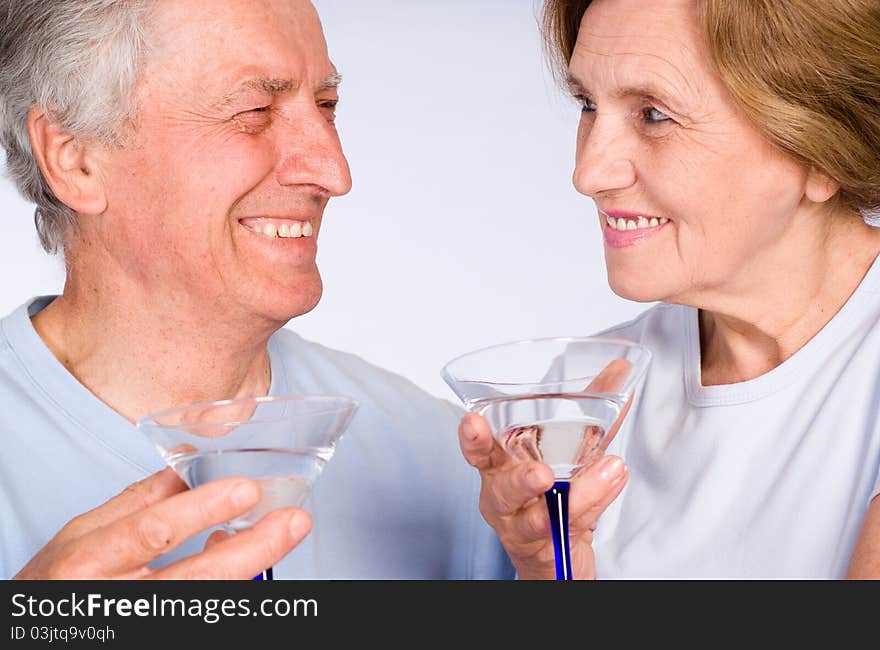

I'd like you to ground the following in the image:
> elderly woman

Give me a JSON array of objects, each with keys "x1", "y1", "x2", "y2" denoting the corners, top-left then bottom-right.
[{"x1": 459, "y1": 0, "x2": 880, "y2": 579}]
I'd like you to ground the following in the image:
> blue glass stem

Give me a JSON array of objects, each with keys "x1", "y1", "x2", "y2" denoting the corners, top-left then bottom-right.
[
  {"x1": 252, "y1": 567, "x2": 274, "y2": 581},
  {"x1": 544, "y1": 481, "x2": 572, "y2": 580}
]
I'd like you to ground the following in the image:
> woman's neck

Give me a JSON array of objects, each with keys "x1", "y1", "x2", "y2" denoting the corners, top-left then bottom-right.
[{"x1": 698, "y1": 214, "x2": 880, "y2": 386}]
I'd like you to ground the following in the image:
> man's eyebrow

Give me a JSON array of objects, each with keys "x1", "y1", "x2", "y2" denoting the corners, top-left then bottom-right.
[
  {"x1": 319, "y1": 71, "x2": 342, "y2": 90},
  {"x1": 219, "y1": 71, "x2": 342, "y2": 106}
]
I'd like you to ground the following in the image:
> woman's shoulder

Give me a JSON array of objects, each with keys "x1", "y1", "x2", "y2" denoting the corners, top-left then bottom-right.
[{"x1": 592, "y1": 302, "x2": 685, "y2": 342}]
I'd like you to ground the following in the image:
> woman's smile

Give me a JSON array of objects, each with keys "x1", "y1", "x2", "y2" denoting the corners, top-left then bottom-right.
[{"x1": 600, "y1": 209, "x2": 670, "y2": 248}]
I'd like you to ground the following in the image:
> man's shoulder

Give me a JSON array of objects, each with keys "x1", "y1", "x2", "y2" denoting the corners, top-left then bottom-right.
[
  {"x1": 0, "y1": 300, "x2": 35, "y2": 380},
  {"x1": 269, "y1": 328, "x2": 462, "y2": 423}
]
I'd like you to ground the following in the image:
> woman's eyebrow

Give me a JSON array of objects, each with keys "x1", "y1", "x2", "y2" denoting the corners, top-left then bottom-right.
[{"x1": 566, "y1": 72, "x2": 673, "y2": 101}]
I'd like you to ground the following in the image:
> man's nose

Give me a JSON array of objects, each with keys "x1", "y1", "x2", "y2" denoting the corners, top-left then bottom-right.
[
  {"x1": 572, "y1": 116, "x2": 637, "y2": 198},
  {"x1": 274, "y1": 107, "x2": 353, "y2": 197}
]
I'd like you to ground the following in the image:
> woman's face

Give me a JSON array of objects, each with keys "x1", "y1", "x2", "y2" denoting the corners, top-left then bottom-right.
[{"x1": 568, "y1": 0, "x2": 813, "y2": 305}]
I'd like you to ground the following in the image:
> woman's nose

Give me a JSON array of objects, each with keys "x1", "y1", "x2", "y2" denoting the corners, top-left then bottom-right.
[{"x1": 572, "y1": 116, "x2": 637, "y2": 198}]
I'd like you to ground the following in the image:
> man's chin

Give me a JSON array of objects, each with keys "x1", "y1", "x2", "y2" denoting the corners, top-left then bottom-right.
[{"x1": 240, "y1": 274, "x2": 323, "y2": 326}]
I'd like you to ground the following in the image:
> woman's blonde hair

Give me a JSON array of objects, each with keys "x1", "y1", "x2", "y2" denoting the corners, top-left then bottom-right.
[{"x1": 541, "y1": 0, "x2": 880, "y2": 216}]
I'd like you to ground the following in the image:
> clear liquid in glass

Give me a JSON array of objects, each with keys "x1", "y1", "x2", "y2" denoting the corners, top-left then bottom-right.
[
  {"x1": 169, "y1": 448, "x2": 327, "y2": 531},
  {"x1": 502, "y1": 418, "x2": 608, "y2": 479},
  {"x1": 475, "y1": 393, "x2": 622, "y2": 479}
]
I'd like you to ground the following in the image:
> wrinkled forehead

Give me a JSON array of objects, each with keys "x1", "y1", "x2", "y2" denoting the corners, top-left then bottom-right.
[
  {"x1": 143, "y1": 0, "x2": 331, "y2": 84},
  {"x1": 569, "y1": 0, "x2": 707, "y2": 93}
]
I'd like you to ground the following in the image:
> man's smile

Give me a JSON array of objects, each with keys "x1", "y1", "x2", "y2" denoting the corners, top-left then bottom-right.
[{"x1": 238, "y1": 217, "x2": 315, "y2": 239}]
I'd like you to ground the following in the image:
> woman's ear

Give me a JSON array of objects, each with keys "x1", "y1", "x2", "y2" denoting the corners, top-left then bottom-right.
[
  {"x1": 27, "y1": 106, "x2": 108, "y2": 216},
  {"x1": 804, "y1": 166, "x2": 840, "y2": 205}
]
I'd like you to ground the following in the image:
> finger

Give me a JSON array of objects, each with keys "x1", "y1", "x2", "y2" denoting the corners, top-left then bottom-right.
[
  {"x1": 584, "y1": 359, "x2": 635, "y2": 455},
  {"x1": 586, "y1": 358, "x2": 632, "y2": 393},
  {"x1": 568, "y1": 455, "x2": 628, "y2": 529},
  {"x1": 459, "y1": 413, "x2": 510, "y2": 471},
  {"x1": 599, "y1": 394, "x2": 633, "y2": 454},
  {"x1": 492, "y1": 498, "x2": 561, "y2": 549},
  {"x1": 59, "y1": 468, "x2": 188, "y2": 541},
  {"x1": 484, "y1": 460, "x2": 555, "y2": 517},
  {"x1": 151, "y1": 508, "x2": 313, "y2": 580},
  {"x1": 204, "y1": 529, "x2": 231, "y2": 551},
  {"x1": 81, "y1": 477, "x2": 262, "y2": 574}
]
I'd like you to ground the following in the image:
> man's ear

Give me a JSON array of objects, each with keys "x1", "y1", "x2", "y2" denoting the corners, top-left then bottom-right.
[
  {"x1": 804, "y1": 166, "x2": 840, "y2": 205},
  {"x1": 27, "y1": 106, "x2": 108, "y2": 216}
]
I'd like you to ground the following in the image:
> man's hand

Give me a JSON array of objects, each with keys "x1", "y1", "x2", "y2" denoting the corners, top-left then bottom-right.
[
  {"x1": 458, "y1": 359, "x2": 634, "y2": 580},
  {"x1": 14, "y1": 468, "x2": 311, "y2": 579}
]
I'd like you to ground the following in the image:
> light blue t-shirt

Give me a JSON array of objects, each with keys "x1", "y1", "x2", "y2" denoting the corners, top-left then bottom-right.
[{"x1": 0, "y1": 297, "x2": 514, "y2": 580}]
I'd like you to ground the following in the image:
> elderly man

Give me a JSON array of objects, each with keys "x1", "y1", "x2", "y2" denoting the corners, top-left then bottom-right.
[{"x1": 0, "y1": 0, "x2": 513, "y2": 579}]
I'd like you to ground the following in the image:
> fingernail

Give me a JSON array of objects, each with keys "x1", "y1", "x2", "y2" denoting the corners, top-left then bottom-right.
[
  {"x1": 598, "y1": 457, "x2": 626, "y2": 481},
  {"x1": 230, "y1": 480, "x2": 259, "y2": 508}
]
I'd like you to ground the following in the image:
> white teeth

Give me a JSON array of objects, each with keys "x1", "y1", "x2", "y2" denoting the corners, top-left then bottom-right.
[
  {"x1": 604, "y1": 213, "x2": 670, "y2": 231},
  {"x1": 250, "y1": 220, "x2": 313, "y2": 238}
]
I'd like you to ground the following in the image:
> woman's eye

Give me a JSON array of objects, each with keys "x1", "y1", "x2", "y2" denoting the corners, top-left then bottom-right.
[
  {"x1": 643, "y1": 106, "x2": 671, "y2": 124},
  {"x1": 576, "y1": 95, "x2": 596, "y2": 113}
]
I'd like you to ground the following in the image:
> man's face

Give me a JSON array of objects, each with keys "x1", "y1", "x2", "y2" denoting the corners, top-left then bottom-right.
[{"x1": 94, "y1": 0, "x2": 352, "y2": 324}]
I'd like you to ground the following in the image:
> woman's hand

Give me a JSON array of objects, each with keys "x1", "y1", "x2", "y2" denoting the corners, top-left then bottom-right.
[
  {"x1": 459, "y1": 413, "x2": 627, "y2": 579},
  {"x1": 458, "y1": 359, "x2": 634, "y2": 579}
]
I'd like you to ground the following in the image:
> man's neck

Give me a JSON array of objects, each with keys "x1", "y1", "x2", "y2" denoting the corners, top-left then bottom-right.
[{"x1": 31, "y1": 284, "x2": 277, "y2": 424}]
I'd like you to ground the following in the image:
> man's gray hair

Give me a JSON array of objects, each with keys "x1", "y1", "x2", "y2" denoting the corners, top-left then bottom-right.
[{"x1": 0, "y1": 0, "x2": 153, "y2": 254}]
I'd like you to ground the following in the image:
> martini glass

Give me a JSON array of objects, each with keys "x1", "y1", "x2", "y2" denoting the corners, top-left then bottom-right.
[
  {"x1": 442, "y1": 336, "x2": 651, "y2": 580},
  {"x1": 136, "y1": 394, "x2": 357, "y2": 580}
]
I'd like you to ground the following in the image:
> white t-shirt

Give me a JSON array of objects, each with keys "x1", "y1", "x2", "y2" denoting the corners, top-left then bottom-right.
[
  {"x1": 593, "y1": 254, "x2": 880, "y2": 579},
  {"x1": 0, "y1": 297, "x2": 514, "y2": 580}
]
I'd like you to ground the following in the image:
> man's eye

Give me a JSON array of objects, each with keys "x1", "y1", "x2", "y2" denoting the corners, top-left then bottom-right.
[
  {"x1": 319, "y1": 99, "x2": 339, "y2": 124},
  {"x1": 232, "y1": 107, "x2": 272, "y2": 133},
  {"x1": 643, "y1": 106, "x2": 671, "y2": 124},
  {"x1": 234, "y1": 106, "x2": 271, "y2": 118}
]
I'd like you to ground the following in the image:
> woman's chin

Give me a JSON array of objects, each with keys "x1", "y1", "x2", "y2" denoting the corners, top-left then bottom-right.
[{"x1": 607, "y1": 273, "x2": 668, "y2": 304}]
